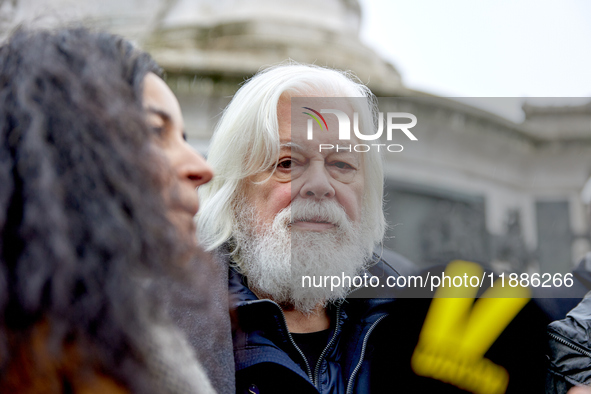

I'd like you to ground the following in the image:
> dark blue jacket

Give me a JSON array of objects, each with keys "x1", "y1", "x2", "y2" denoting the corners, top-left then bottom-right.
[{"x1": 229, "y1": 255, "x2": 402, "y2": 394}]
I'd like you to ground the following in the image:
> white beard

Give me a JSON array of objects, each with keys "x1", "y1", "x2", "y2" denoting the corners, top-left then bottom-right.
[{"x1": 233, "y1": 198, "x2": 374, "y2": 314}]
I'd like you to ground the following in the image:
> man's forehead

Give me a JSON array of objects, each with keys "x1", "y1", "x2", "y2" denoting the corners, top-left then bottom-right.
[
  {"x1": 278, "y1": 96, "x2": 367, "y2": 166},
  {"x1": 286, "y1": 98, "x2": 358, "y2": 141},
  {"x1": 289, "y1": 101, "x2": 355, "y2": 125},
  {"x1": 279, "y1": 140, "x2": 362, "y2": 166}
]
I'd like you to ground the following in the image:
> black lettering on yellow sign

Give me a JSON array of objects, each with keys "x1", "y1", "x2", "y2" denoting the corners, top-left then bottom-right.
[{"x1": 411, "y1": 260, "x2": 531, "y2": 394}]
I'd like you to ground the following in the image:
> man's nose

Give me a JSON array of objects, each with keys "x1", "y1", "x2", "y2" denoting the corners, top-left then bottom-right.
[{"x1": 299, "y1": 163, "x2": 335, "y2": 200}]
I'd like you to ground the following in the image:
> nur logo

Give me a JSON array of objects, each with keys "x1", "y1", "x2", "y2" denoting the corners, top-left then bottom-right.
[
  {"x1": 302, "y1": 107, "x2": 329, "y2": 132},
  {"x1": 302, "y1": 107, "x2": 418, "y2": 153}
]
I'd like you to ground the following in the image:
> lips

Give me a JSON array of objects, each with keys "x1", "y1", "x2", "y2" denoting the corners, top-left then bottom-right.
[
  {"x1": 293, "y1": 219, "x2": 332, "y2": 224},
  {"x1": 168, "y1": 189, "x2": 199, "y2": 216},
  {"x1": 292, "y1": 215, "x2": 333, "y2": 224},
  {"x1": 290, "y1": 217, "x2": 336, "y2": 231},
  {"x1": 169, "y1": 200, "x2": 197, "y2": 215},
  {"x1": 186, "y1": 200, "x2": 199, "y2": 216}
]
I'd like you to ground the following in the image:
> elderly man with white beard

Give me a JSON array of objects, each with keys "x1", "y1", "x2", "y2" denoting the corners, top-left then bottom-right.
[{"x1": 198, "y1": 64, "x2": 402, "y2": 394}]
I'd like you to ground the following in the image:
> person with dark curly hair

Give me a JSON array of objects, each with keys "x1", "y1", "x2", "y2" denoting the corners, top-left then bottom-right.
[
  {"x1": 0, "y1": 27, "x2": 219, "y2": 393},
  {"x1": 116, "y1": 28, "x2": 236, "y2": 394}
]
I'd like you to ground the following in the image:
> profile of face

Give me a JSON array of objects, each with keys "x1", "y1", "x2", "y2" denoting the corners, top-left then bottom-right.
[
  {"x1": 142, "y1": 72, "x2": 213, "y2": 243},
  {"x1": 234, "y1": 95, "x2": 373, "y2": 313}
]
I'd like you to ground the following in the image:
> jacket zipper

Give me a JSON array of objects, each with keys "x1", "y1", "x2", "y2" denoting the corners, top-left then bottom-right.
[
  {"x1": 312, "y1": 280, "x2": 380, "y2": 391},
  {"x1": 548, "y1": 331, "x2": 591, "y2": 358},
  {"x1": 248, "y1": 271, "x2": 383, "y2": 393},
  {"x1": 313, "y1": 303, "x2": 342, "y2": 388},
  {"x1": 266, "y1": 301, "x2": 314, "y2": 381},
  {"x1": 268, "y1": 300, "x2": 344, "y2": 391},
  {"x1": 345, "y1": 314, "x2": 387, "y2": 394}
]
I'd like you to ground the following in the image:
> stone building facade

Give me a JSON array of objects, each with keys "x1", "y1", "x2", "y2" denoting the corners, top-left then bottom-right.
[{"x1": 3, "y1": 0, "x2": 591, "y2": 273}]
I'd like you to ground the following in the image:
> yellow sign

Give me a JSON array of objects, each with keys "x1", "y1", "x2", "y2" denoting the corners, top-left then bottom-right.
[{"x1": 411, "y1": 260, "x2": 531, "y2": 394}]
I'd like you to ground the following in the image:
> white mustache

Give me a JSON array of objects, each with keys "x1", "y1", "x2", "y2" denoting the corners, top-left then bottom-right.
[{"x1": 275, "y1": 199, "x2": 350, "y2": 229}]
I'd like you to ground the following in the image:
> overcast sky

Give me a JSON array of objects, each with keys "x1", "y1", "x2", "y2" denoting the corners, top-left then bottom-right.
[{"x1": 359, "y1": 0, "x2": 591, "y2": 121}]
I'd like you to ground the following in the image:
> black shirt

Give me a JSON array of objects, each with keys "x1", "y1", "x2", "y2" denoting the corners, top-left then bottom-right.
[{"x1": 291, "y1": 329, "x2": 332, "y2": 373}]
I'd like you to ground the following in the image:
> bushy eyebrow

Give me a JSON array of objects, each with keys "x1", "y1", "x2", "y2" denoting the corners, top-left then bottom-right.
[{"x1": 280, "y1": 142, "x2": 305, "y2": 153}]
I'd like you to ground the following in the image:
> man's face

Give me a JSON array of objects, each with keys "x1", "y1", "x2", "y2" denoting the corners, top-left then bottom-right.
[
  {"x1": 234, "y1": 95, "x2": 372, "y2": 312},
  {"x1": 243, "y1": 95, "x2": 365, "y2": 231},
  {"x1": 142, "y1": 72, "x2": 213, "y2": 242}
]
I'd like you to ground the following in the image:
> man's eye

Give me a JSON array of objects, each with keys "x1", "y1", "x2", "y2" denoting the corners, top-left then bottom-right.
[
  {"x1": 332, "y1": 161, "x2": 354, "y2": 170},
  {"x1": 277, "y1": 159, "x2": 292, "y2": 169}
]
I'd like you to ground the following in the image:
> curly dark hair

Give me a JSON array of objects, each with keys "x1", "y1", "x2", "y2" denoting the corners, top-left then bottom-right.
[{"x1": 0, "y1": 28, "x2": 189, "y2": 392}]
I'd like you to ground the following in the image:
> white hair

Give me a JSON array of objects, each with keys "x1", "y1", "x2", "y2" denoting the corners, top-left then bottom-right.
[{"x1": 197, "y1": 63, "x2": 386, "y2": 252}]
